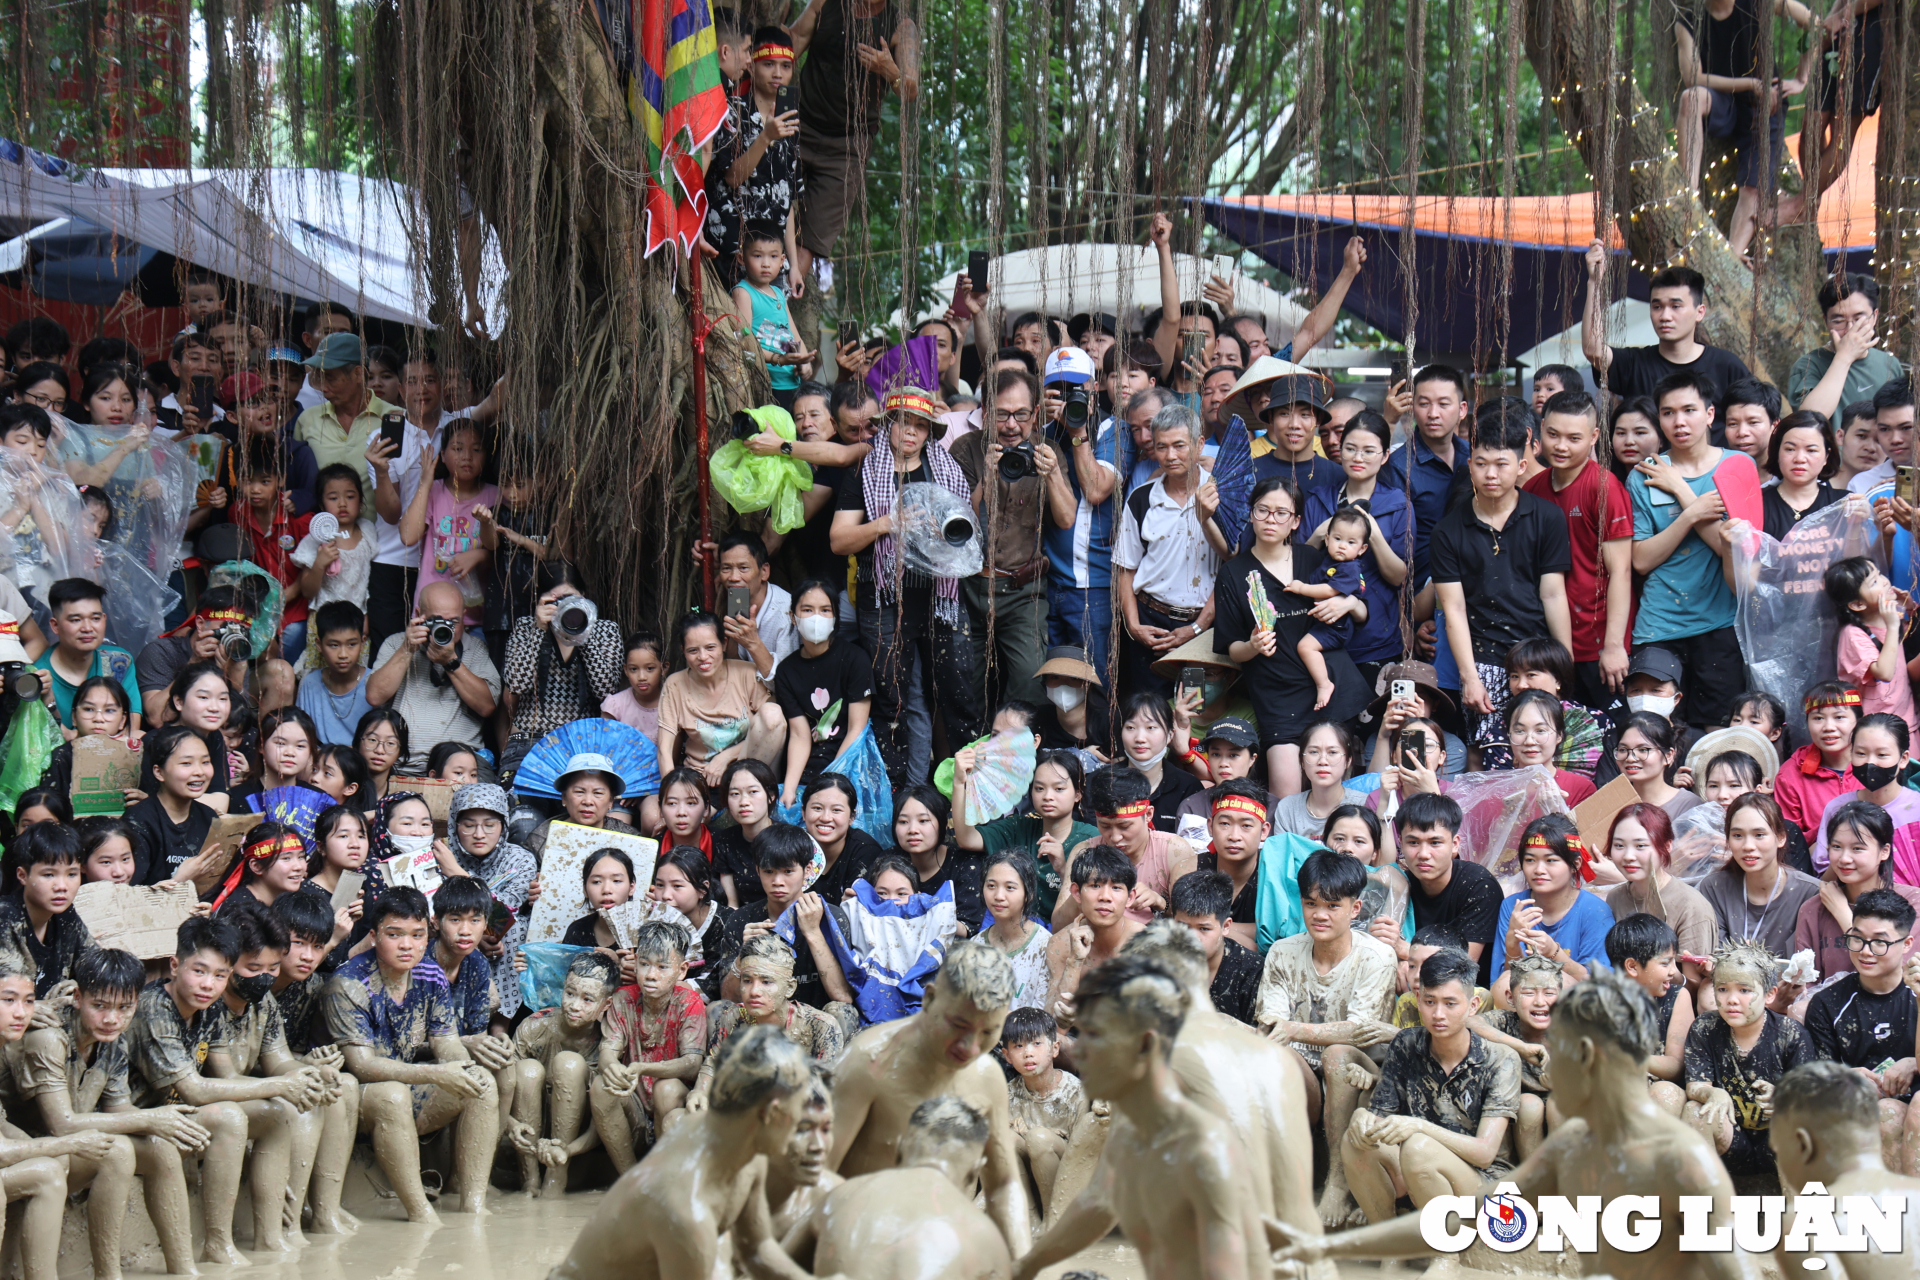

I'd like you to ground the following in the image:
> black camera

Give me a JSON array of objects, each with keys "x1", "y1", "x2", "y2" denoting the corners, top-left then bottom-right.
[
  {"x1": 424, "y1": 617, "x2": 458, "y2": 649},
  {"x1": 731, "y1": 410, "x2": 758, "y2": 441},
  {"x1": 215, "y1": 621, "x2": 254, "y2": 662},
  {"x1": 0, "y1": 664, "x2": 40, "y2": 701},
  {"x1": 998, "y1": 440, "x2": 1038, "y2": 482},
  {"x1": 1060, "y1": 384, "x2": 1092, "y2": 432}
]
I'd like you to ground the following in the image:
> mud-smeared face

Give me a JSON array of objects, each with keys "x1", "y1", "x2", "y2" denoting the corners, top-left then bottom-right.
[
  {"x1": 560, "y1": 974, "x2": 613, "y2": 1029},
  {"x1": 777, "y1": 1090, "x2": 833, "y2": 1185}
]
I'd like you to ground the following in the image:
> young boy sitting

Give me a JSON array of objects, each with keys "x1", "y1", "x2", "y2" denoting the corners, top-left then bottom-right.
[
  {"x1": 507, "y1": 951, "x2": 622, "y2": 1194},
  {"x1": 1801, "y1": 888, "x2": 1920, "y2": 1170},
  {"x1": 1286, "y1": 506, "x2": 1370, "y2": 710},
  {"x1": 1389, "y1": 924, "x2": 1488, "y2": 1026},
  {"x1": 324, "y1": 886, "x2": 500, "y2": 1223},
  {"x1": 1681, "y1": 939, "x2": 1818, "y2": 1181},
  {"x1": 1168, "y1": 869, "x2": 1263, "y2": 1025},
  {"x1": 207, "y1": 900, "x2": 337, "y2": 1252},
  {"x1": 1604, "y1": 911, "x2": 1693, "y2": 1115},
  {"x1": 0, "y1": 822, "x2": 92, "y2": 996},
  {"x1": 295, "y1": 600, "x2": 373, "y2": 746},
  {"x1": 431, "y1": 876, "x2": 512, "y2": 1076},
  {"x1": 267, "y1": 890, "x2": 359, "y2": 1233},
  {"x1": 124, "y1": 915, "x2": 324, "y2": 1265},
  {"x1": 1469, "y1": 951, "x2": 1562, "y2": 1159},
  {"x1": 1045, "y1": 845, "x2": 1146, "y2": 1031},
  {"x1": 600, "y1": 919, "x2": 707, "y2": 1158},
  {"x1": 693, "y1": 935, "x2": 840, "y2": 1116},
  {"x1": 0, "y1": 953, "x2": 122, "y2": 1280},
  {"x1": 1342, "y1": 947, "x2": 1521, "y2": 1224},
  {"x1": 1254, "y1": 848, "x2": 1398, "y2": 1226},
  {"x1": 998, "y1": 1004, "x2": 1087, "y2": 1216},
  {"x1": 23, "y1": 947, "x2": 208, "y2": 1279}
]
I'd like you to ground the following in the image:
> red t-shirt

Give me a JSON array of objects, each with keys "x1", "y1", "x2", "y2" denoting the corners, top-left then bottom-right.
[
  {"x1": 228, "y1": 501, "x2": 313, "y2": 625},
  {"x1": 1522, "y1": 461, "x2": 1633, "y2": 661}
]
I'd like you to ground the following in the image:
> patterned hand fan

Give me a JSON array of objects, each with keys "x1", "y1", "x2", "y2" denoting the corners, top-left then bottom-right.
[
  {"x1": 965, "y1": 729, "x2": 1038, "y2": 826},
  {"x1": 513, "y1": 719, "x2": 662, "y2": 799},
  {"x1": 246, "y1": 785, "x2": 333, "y2": 841}
]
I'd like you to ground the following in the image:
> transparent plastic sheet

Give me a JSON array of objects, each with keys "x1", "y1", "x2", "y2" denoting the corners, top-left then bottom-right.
[
  {"x1": 1358, "y1": 863, "x2": 1410, "y2": 933},
  {"x1": 965, "y1": 730, "x2": 1037, "y2": 825},
  {"x1": 1669, "y1": 801, "x2": 1732, "y2": 886},
  {"x1": 93, "y1": 540, "x2": 179, "y2": 656},
  {"x1": 1731, "y1": 498, "x2": 1878, "y2": 751},
  {"x1": 707, "y1": 406, "x2": 814, "y2": 534},
  {"x1": 0, "y1": 450, "x2": 101, "y2": 626},
  {"x1": 516, "y1": 941, "x2": 593, "y2": 1013},
  {"x1": 896, "y1": 482, "x2": 984, "y2": 579},
  {"x1": 1444, "y1": 766, "x2": 1573, "y2": 894},
  {"x1": 776, "y1": 726, "x2": 896, "y2": 844},
  {"x1": 0, "y1": 699, "x2": 65, "y2": 817},
  {"x1": 207, "y1": 562, "x2": 283, "y2": 658},
  {"x1": 49, "y1": 415, "x2": 198, "y2": 572}
]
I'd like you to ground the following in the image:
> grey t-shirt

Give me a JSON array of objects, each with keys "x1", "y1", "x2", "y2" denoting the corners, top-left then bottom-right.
[
  {"x1": 1696, "y1": 862, "x2": 1822, "y2": 959},
  {"x1": 369, "y1": 631, "x2": 503, "y2": 771},
  {"x1": 1270, "y1": 789, "x2": 1368, "y2": 841}
]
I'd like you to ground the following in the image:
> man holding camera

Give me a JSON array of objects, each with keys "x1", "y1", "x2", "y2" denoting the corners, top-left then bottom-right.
[
  {"x1": 367, "y1": 579, "x2": 500, "y2": 772},
  {"x1": 949, "y1": 368, "x2": 1070, "y2": 709},
  {"x1": 134, "y1": 586, "x2": 255, "y2": 725}
]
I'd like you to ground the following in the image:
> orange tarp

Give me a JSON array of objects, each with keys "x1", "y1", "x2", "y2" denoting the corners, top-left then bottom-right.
[{"x1": 1216, "y1": 115, "x2": 1877, "y2": 252}]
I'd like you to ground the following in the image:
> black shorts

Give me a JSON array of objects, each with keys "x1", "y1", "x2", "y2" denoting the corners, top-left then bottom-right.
[
  {"x1": 1815, "y1": 13, "x2": 1883, "y2": 118},
  {"x1": 1658, "y1": 627, "x2": 1747, "y2": 728},
  {"x1": 1703, "y1": 88, "x2": 1786, "y2": 192}
]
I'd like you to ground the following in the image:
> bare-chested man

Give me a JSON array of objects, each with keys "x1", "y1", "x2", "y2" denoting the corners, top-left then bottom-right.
[
  {"x1": 1016, "y1": 955, "x2": 1271, "y2": 1280},
  {"x1": 773, "y1": 1096, "x2": 1013, "y2": 1280},
  {"x1": 1272, "y1": 969, "x2": 1767, "y2": 1280},
  {"x1": 1771, "y1": 1059, "x2": 1920, "y2": 1278},
  {"x1": 765, "y1": 1066, "x2": 841, "y2": 1239},
  {"x1": 831, "y1": 942, "x2": 1031, "y2": 1255},
  {"x1": 547, "y1": 1024, "x2": 819, "y2": 1280},
  {"x1": 1045, "y1": 845, "x2": 1145, "y2": 1031}
]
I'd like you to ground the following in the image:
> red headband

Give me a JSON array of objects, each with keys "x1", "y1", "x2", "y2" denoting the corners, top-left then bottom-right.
[
  {"x1": 751, "y1": 42, "x2": 794, "y2": 61},
  {"x1": 1108, "y1": 799, "x2": 1154, "y2": 820},
  {"x1": 210, "y1": 831, "x2": 307, "y2": 911},
  {"x1": 1804, "y1": 687, "x2": 1862, "y2": 714},
  {"x1": 1212, "y1": 794, "x2": 1269, "y2": 820},
  {"x1": 1525, "y1": 830, "x2": 1595, "y2": 882}
]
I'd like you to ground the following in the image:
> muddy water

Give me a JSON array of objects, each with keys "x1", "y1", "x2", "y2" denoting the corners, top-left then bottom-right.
[{"x1": 94, "y1": 1190, "x2": 1151, "y2": 1279}]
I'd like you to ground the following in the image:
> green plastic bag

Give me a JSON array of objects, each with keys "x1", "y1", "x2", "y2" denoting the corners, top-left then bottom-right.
[
  {"x1": 709, "y1": 405, "x2": 815, "y2": 534},
  {"x1": 0, "y1": 699, "x2": 65, "y2": 817}
]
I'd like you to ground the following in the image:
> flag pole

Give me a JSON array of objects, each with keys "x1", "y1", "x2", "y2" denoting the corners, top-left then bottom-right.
[{"x1": 690, "y1": 254, "x2": 716, "y2": 612}]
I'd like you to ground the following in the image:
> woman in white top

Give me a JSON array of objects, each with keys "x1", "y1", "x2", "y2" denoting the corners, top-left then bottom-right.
[{"x1": 977, "y1": 849, "x2": 1051, "y2": 1011}]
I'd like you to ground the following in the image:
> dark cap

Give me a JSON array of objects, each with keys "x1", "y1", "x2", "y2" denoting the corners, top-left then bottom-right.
[
  {"x1": 1626, "y1": 646, "x2": 1684, "y2": 686},
  {"x1": 1199, "y1": 717, "x2": 1258, "y2": 750},
  {"x1": 1258, "y1": 374, "x2": 1331, "y2": 424},
  {"x1": 1068, "y1": 312, "x2": 1119, "y2": 343}
]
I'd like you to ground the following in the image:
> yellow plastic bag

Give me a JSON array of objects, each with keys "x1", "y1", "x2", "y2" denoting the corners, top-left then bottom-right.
[{"x1": 708, "y1": 405, "x2": 815, "y2": 534}]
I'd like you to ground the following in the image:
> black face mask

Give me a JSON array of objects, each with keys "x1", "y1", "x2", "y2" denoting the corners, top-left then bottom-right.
[
  {"x1": 229, "y1": 972, "x2": 276, "y2": 1005},
  {"x1": 1852, "y1": 762, "x2": 1900, "y2": 792}
]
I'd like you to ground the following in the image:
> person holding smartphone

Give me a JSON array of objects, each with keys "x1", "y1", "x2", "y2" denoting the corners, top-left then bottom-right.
[{"x1": 704, "y1": 26, "x2": 805, "y2": 291}]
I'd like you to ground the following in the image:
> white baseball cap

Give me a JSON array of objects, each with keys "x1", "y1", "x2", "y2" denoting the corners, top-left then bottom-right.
[
  {"x1": 1042, "y1": 347, "x2": 1097, "y2": 386},
  {"x1": 0, "y1": 610, "x2": 30, "y2": 666}
]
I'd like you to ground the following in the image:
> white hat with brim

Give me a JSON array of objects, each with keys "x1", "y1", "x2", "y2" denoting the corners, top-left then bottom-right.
[
  {"x1": 0, "y1": 610, "x2": 27, "y2": 666},
  {"x1": 1687, "y1": 726, "x2": 1781, "y2": 792},
  {"x1": 555, "y1": 752, "x2": 625, "y2": 798}
]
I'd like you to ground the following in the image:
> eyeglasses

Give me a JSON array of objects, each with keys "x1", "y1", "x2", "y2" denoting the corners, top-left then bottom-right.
[
  {"x1": 19, "y1": 391, "x2": 65, "y2": 413},
  {"x1": 1842, "y1": 931, "x2": 1910, "y2": 955},
  {"x1": 1613, "y1": 744, "x2": 1659, "y2": 761},
  {"x1": 455, "y1": 815, "x2": 503, "y2": 833},
  {"x1": 1510, "y1": 725, "x2": 1559, "y2": 741},
  {"x1": 1341, "y1": 445, "x2": 1384, "y2": 460},
  {"x1": 993, "y1": 408, "x2": 1033, "y2": 425},
  {"x1": 1250, "y1": 505, "x2": 1295, "y2": 523}
]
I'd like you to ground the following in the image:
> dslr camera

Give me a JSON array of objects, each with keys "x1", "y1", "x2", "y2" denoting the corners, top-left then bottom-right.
[
  {"x1": 215, "y1": 619, "x2": 254, "y2": 662},
  {"x1": 1059, "y1": 383, "x2": 1092, "y2": 432},
  {"x1": 997, "y1": 440, "x2": 1038, "y2": 482},
  {"x1": 0, "y1": 664, "x2": 40, "y2": 702},
  {"x1": 423, "y1": 616, "x2": 459, "y2": 650},
  {"x1": 731, "y1": 410, "x2": 759, "y2": 441},
  {"x1": 553, "y1": 595, "x2": 598, "y2": 642}
]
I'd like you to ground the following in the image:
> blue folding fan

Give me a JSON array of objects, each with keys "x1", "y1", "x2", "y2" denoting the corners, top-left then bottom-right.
[
  {"x1": 1212, "y1": 411, "x2": 1254, "y2": 552},
  {"x1": 512, "y1": 719, "x2": 662, "y2": 800},
  {"x1": 246, "y1": 785, "x2": 333, "y2": 841}
]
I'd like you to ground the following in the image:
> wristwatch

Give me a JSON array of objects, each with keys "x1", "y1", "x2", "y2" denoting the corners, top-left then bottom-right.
[
  {"x1": 440, "y1": 655, "x2": 463, "y2": 673},
  {"x1": 1070, "y1": 434, "x2": 1087, "y2": 448},
  {"x1": 780, "y1": 441, "x2": 793, "y2": 455}
]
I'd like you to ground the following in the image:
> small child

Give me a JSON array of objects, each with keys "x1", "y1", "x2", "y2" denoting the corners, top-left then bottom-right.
[
  {"x1": 999, "y1": 1005, "x2": 1087, "y2": 1212},
  {"x1": 602, "y1": 631, "x2": 666, "y2": 739},
  {"x1": 508, "y1": 951, "x2": 623, "y2": 1194},
  {"x1": 292, "y1": 465, "x2": 376, "y2": 656},
  {"x1": 79, "y1": 485, "x2": 113, "y2": 542},
  {"x1": 400, "y1": 418, "x2": 498, "y2": 626},
  {"x1": 601, "y1": 920, "x2": 706, "y2": 1154},
  {"x1": 295, "y1": 601, "x2": 374, "y2": 747},
  {"x1": 227, "y1": 436, "x2": 311, "y2": 662},
  {"x1": 731, "y1": 223, "x2": 814, "y2": 408},
  {"x1": 1286, "y1": 506, "x2": 1369, "y2": 710},
  {"x1": 1470, "y1": 951, "x2": 1561, "y2": 1159},
  {"x1": 1390, "y1": 925, "x2": 1488, "y2": 1021},
  {"x1": 476, "y1": 467, "x2": 558, "y2": 672},
  {"x1": 1825, "y1": 556, "x2": 1920, "y2": 747},
  {"x1": 1604, "y1": 911, "x2": 1692, "y2": 1116},
  {"x1": 1726, "y1": 689, "x2": 1787, "y2": 753}
]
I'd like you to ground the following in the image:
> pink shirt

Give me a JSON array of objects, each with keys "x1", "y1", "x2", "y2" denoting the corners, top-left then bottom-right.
[
  {"x1": 1836, "y1": 621, "x2": 1919, "y2": 745},
  {"x1": 413, "y1": 480, "x2": 499, "y2": 625},
  {"x1": 601, "y1": 687, "x2": 659, "y2": 739},
  {"x1": 1772, "y1": 743, "x2": 1858, "y2": 841}
]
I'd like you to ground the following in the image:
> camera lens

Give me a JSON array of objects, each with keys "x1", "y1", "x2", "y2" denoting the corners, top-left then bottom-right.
[
  {"x1": 9, "y1": 671, "x2": 39, "y2": 700},
  {"x1": 941, "y1": 514, "x2": 975, "y2": 546},
  {"x1": 1063, "y1": 395, "x2": 1090, "y2": 430},
  {"x1": 427, "y1": 620, "x2": 457, "y2": 649},
  {"x1": 559, "y1": 607, "x2": 588, "y2": 633},
  {"x1": 997, "y1": 442, "x2": 1037, "y2": 483}
]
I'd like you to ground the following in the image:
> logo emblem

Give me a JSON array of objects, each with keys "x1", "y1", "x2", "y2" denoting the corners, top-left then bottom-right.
[{"x1": 1477, "y1": 1184, "x2": 1537, "y2": 1252}]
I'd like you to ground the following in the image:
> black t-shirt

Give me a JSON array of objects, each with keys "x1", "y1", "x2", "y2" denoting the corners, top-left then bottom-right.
[
  {"x1": 910, "y1": 847, "x2": 986, "y2": 926},
  {"x1": 1761, "y1": 482, "x2": 1843, "y2": 541},
  {"x1": 1210, "y1": 938, "x2": 1263, "y2": 1025},
  {"x1": 835, "y1": 463, "x2": 931, "y2": 585},
  {"x1": 126, "y1": 794, "x2": 218, "y2": 887},
  {"x1": 774, "y1": 639, "x2": 876, "y2": 783},
  {"x1": 1676, "y1": 0, "x2": 1762, "y2": 83},
  {"x1": 1211, "y1": 548, "x2": 1371, "y2": 742},
  {"x1": 1407, "y1": 858, "x2": 1505, "y2": 985},
  {"x1": 814, "y1": 829, "x2": 886, "y2": 906},
  {"x1": 1807, "y1": 974, "x2": 1919, "y2": 1096},
  {"x1": 712, "y1": 825, "x2": 765, "y2": 908},
  {"x1": 560, "y1": 915, "x2": 601, "y2": 949},
  {"x1": 1196, "y1": 852, "x2": 1258, "y2": 925},
  {"x1": 794, "y1": 464, "x2": 846, "y2": 585},
  {"x1": 1605, "y1": 344, "x2": 1753, "y2": 407},
  {"x1": 1037, "y1": 687, "x2": 1115, "y2": 757},
  {"x1": 1428, "y1": 491, "x2": 1574, "y2": 665},
  {"x1": 1149, "y1": 767, "x2": 1206, "y2": 836}
]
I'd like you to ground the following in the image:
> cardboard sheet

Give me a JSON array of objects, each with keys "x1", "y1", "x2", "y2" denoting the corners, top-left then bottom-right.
[
  {"x1": 527, "y1": 823, "x2": 658, "y2": 945},
  {"x1": 74, "y1": 881, "x2": 199, "y2": 960}
]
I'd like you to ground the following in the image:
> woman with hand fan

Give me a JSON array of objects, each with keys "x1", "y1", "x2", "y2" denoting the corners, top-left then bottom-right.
[
  {"x1": 557, "y1": 849, "x2": 641, "y2": 986},
  {"x1": 656, "y1": 610, "x2": 786, "y2": 791},
  {"x1": 246, "y1": 706, "x2": 319, "y2": 803},
  {"x1": 952, "y1": 747, "x2": 1096, "y2": 922},
  {"x1": 521, "y1": 752, "x2": 647, "y2": 860}
]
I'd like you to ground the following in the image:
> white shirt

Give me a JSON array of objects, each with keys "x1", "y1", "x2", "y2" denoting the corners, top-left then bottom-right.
[
  {"x1": 1113, "y1": 475, "x2": 1219, "y2": 609},
  {"x1": 367, "y1": 422, "x2": 432, "y2": 566},
  {"x1": 1849, "y1": 457, "x2": 1894, "y2": 497},
  {"x1": 296, "y1": 378, "x2": 325, "y2": 413},
  {"x1": 158, "y1": 393, "x2": 226, "y2": 424}
]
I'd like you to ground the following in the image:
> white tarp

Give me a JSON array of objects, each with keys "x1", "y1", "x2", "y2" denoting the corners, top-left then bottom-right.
[{"x1": 0, "y1": 139, "x2": 503, "y2": 330}]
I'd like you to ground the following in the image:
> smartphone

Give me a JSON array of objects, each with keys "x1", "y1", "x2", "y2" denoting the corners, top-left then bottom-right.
[
  {"x1": 380, "y1": 410, "x2": 407, "y2": 453},
  {"x1": 1391, "y1": 679, "x2": 1414, "y2": 704},
  {"x1": 189, "y1": 375, "x2": 216, "y2": 423},
  {"x1": 1898, "y1": 466, "x2": 1917, "y2": 506},
  {"x1": 1179, "y1": 665, "x2": 1205, "y2": 695},
  {"x1": 1211, "y1": 253, "x2": 1236, "y2": 281},
  {"x1": 1389, "y1": 355, "x2": 1410, "y2": 388},
  {"x1": 725, "y1": 586, "x2": 751, "y2": 620},
  {"x1": 775, "y1": 85, "x2": 792, "y2": 117},
  {"x1": 836, "y1": 321, "x2": 859, "y2": 350},
  {"x1": 1181, "y1": 328, "x2": 1208, "y2": 369},
  {"x1": 1401, "y1": 729, "x2": 1427, "y2": 769},
  {"x1": 967, "y1": 249, "x2": 991, "y2": 288}
]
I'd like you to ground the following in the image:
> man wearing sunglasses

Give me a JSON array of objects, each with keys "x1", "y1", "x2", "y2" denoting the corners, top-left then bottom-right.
[{"x1": 1803, "y1": 887, "x2": 1920, "y2": 1169}]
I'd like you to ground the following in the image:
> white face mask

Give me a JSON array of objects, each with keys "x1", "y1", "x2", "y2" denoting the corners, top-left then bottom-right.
[
  {"x1": 796, "y1": 616, "x2": 834, "y2": 644},
  {"x1": 1627, "y1": 694, "x2": 1677, "y2": 718},
  {"x1": 1131, "y1": 747, "x2": 1167, "y2": 772},
  {"x1": 1046, "y1": 684, "x2": 1086, "y2": 712},
  {"x1": 390, "y1": 830, "x2": 433, "y2": 857}
]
